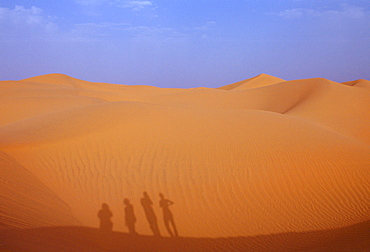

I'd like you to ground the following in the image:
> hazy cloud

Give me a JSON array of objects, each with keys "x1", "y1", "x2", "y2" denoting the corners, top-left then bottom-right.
[
  {"x1": 194, "y1": 21, "x2": 216, "y2": 31},
  {"x1": 278, "y1": 4, "x2": 367, "y2": 19},
  {"x1": 0, "y1": 5, "x2": 57, "y2": 28},
  {"x1": 67, "y1": 21, "x2": 187, "y2": 42},
  {"x1": 74, "y1": 0, "x2": 107, "y2": 6},
  {"x1": 75, "y1": 0, "x2": 155, "y2": 11},
  {"x1": 111, "y1": 0, "x2": 154, "y2": 11},
  {"x1": 278, "y1": 8, "x2": 306, "y2": 19},
  {"x1": 71, "y1": 22, "x2": 129, "y2": 39},
  {"x1": 0, "y1": 5, "x2": 58, "y2": 39}
]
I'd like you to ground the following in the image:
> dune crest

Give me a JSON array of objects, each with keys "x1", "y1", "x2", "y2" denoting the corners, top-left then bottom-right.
[
  {"x1": 342, "y1": 78, "x2": 370, "y2": 88},
  {"x1": 0, "y1": 74, "x2": 369, "y2": 250},
  {"x1": 218, "y1": 73, "x2": 285, "y2": 90},
  {"x1": 22, "y1": 73, "x2": 92, "y2": 88}
]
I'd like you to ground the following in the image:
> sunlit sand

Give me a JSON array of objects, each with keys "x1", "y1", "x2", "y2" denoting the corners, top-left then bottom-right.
[{"x1": 1, "y1": 73, "x2": 369, "y2": 251}]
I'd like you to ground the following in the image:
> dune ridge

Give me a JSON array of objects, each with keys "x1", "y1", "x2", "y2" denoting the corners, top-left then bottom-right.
[
  {"x1": 0, "y1": 73, "x2": 369, "y2": 250},
  {"x1": 217, "y1": 73, "x2": 286, "y2": 90}
]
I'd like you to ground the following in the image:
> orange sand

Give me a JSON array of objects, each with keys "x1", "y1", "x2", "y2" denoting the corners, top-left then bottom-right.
[{"x1": 0, "y1": 74, "x2": 369, "y2": 251}]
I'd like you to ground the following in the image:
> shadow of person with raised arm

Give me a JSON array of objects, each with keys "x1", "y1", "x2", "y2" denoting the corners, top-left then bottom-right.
[
  {"x1": 124, "y1": 198, "x2": 138, "y2": 235},
  {"x1": 98, "y1": 203, "x2": 113, "y2": 233},
  {"x1": 159, "y1": 193, "x2": 179, "y2": 237},
  {"x1": 141, "y1": 192, "x2": 161, "y2": 237}
]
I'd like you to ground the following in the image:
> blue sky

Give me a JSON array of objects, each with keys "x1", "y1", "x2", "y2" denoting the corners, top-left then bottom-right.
[{"x1": 0, "y1": 0, "x2": 369, "y2": 87}]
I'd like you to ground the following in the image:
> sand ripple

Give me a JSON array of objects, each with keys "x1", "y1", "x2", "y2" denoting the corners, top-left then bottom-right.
[{"x1": 0, "y1": 74, "x2": 369, "y2": 242}]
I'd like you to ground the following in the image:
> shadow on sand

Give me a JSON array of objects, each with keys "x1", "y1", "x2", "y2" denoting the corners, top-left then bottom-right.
[
  {"x1": 0, "y1": 220, "x2": 369, "y2": 252},
  {"x1": 97, "y1": 203, "x2": 113, "y2": 233}
]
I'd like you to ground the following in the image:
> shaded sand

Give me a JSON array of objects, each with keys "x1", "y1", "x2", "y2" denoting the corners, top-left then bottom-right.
[
  {"x1": 1, "y1": 221, "x2": 369, "y2": 251},
  {"x1": 0, "y1": 73, "x2": 369, "y2": 250},
  {"x1": 0, "y1": 151, "x2": 80, "y2": 229}
]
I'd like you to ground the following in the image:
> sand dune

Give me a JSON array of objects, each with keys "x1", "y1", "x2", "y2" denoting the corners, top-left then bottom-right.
[{"x1": 0, "y1": 73, "x2": 369, "y2": 250}]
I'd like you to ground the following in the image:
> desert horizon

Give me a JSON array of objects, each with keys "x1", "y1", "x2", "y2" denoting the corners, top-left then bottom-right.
[{"x1": 1, "y1": 73, "x2": 369, "y2": 251}]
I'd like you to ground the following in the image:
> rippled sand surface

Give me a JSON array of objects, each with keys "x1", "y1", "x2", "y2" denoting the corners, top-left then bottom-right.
[{"x1": 1, "y1": 74, "x2": 369, "y2": 251}]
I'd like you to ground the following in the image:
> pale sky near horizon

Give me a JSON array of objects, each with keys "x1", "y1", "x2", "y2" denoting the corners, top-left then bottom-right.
[{"x1": 0, "y1": 0, "x2": 369, "y2": 88}]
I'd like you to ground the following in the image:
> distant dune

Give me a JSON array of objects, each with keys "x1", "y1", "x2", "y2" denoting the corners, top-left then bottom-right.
[{"x1": 1, "y1": 74, "x2": 369, "y2": 251}]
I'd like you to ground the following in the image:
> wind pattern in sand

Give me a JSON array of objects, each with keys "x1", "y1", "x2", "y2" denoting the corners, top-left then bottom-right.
[{"x1": 1, "y1": 74, "x2": 369, "y2": 241}]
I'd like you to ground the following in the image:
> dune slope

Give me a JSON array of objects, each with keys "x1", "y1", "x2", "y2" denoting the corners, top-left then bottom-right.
[
  {"x1": 0, "y1": 73, "x2": 369, "y2": 248},
  {"x1": 0, "y1": 151, "x2": 80, "y2": 229}
]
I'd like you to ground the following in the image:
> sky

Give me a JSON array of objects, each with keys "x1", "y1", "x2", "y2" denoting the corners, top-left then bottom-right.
[{"x1": 0, "y1": 0, "x2": 369, "y2": 88}]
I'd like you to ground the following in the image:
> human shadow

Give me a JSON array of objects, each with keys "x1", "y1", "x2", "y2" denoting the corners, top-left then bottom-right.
[
  {"x1": 159, "y1": 193, "x2": 179, "y2": 237},
  {"x1": 124, "y1": 198, "x2": 138, "y2": 235},
  {"x1": 141, "y1": 192, "x2": 161, "y2": 237},
  {"x1": 98, "y1": 203, "x2": 113, "y2": 233}
]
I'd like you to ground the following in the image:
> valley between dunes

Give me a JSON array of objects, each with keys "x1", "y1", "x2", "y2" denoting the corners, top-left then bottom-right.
[{"x1": 1, "y1": 73, "x2": 369, "y2": 251}]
